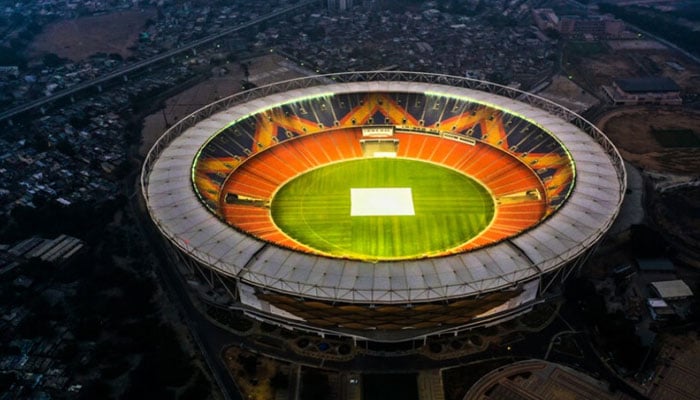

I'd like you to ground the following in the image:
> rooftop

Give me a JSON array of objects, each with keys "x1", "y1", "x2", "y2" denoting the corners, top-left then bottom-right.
[
  {"x1": 651, "y1": 280, "x2": 694, "y2": 299},
  {"x1": 637, "y1": 257, "x2": 675, "y2": 272},
  {"x1": 614, "y1": 77, "x2": 681, "y2": 93},
  {"x1": 142, "y1": 73, "x2": 626, "y2": 304}
]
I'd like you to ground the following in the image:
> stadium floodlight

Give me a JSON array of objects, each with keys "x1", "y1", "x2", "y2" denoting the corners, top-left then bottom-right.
[{"x1": 142, "y1": 72, "x2": 625, "y2": 342}]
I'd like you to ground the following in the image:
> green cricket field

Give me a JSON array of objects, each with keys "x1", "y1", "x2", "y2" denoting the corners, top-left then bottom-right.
[{"x1": 271, "y1": 158, "x2": 495, "y2": 260}]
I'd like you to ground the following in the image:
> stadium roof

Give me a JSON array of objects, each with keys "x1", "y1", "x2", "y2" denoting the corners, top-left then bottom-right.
[
  {"x1": 614, "y1": 77, "x2": 680, "y2": 93},
  {"x1": 143, "y1": 74, "x2": 625, "y2": 304},
  {"x1": 650, "y1": 280, "x2": 693, "y2": 299}
]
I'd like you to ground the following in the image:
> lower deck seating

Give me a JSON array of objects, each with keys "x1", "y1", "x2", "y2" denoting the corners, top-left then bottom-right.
[{"x1": 221, "y1": 128, "x2": 550, "y2": 256}]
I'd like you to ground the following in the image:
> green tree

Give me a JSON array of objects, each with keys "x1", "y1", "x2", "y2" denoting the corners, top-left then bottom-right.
[{"x1": 42, "y1": 53, "x2": 67, "y2": 68}]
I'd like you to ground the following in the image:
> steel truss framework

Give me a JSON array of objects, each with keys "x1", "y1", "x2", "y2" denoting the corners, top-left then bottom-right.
[
  {"x1": 142, "y1": 71, "x2": 625, "y2": 191},
  {"x1": 141, "y1": 72, "x2": 626, "y2": 341},
  {"x1": 169, "y1": 237, "x2": 590, "y2": 342}
]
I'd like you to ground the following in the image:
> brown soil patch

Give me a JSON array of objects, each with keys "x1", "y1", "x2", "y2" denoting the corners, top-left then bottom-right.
[
  {"x1": 650, "y1": 187, "x2": 700, "y2": 260},
  {"x1": 566, "y1": 44, "x2": 700, "y2": 95},
  {"x1": 138, "y1": 73, "x2": 245, "y2": 158},
  {"x1": 30, "y1": 9, "x2": 156, "y2": 61},
  {"x1": 597, "y1": 107, "x2": 700, "y2": 174},
  {"x1": 140, "y1": 53, "x2": 310, "y2": 157},
  {"x1": 538, "y1": 74, "x2": 599, "y2": 114},
  {"x1": 647, "y1": 54, "x2": 700, "y2": 94}
]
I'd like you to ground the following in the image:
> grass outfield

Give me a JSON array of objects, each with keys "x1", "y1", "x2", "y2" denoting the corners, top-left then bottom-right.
[{"x1": 271, "y1": 158, "x2": 494, "y2": 260}]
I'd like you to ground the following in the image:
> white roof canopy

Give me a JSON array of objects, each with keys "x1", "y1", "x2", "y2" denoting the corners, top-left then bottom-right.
[
  {"x1": 651, "y1": 280, "x2": 694, "y2": 299},
  {"x1": 143, "y1": 77, "x2": 625, "y2": 304}
]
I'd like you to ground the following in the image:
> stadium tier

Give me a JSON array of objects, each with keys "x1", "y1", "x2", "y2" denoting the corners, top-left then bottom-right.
[{"x1": 142, "y1": 73, "x2": 625, "y2": 342}]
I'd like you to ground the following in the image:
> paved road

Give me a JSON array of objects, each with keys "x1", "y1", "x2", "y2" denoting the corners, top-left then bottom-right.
[{"x1": 0, "y1": 0, "x2": 321, "y2": 124}]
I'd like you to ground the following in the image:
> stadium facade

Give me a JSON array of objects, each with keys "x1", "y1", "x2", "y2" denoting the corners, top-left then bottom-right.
[{"x1": 141, "y1": 72, "x2": 625, "y2": 343}]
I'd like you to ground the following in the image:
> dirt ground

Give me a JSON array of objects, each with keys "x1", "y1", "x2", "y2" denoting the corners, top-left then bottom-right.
[
  {"x1": 565, "y1": 43, "x2": 700, "y2": 98},
  {"x1": 139, "y1": 53, "x2": 310, "y2": 157},
  {"x1": 538, "y1": 74, "x2": 599, "y2": 114},
  {"x1": 650, "y1": 187, "x2": 700, "y2": 265},
  {"x1": 30, "y1": 9, "x2": 156, "y2": 61},
  {"x1": 224, "y1": 346, "x2": 287, "y2": 400},
  {"x1": 597, "y1": 107, "x2": 700, "y2": 174}
]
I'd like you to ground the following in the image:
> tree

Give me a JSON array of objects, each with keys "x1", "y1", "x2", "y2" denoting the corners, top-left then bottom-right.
[
  {"x1": 301, "y1": 371, "x2": 331, "y2": 400},
  {"x1": 56, "y1": 138, "x2": 75, "y2": 157},
  {"x1": 270, "y1": 370, "x2": 289, "y2": 389},
  {"x1": 238, "y1": 353, "x2": 258, "y2": 376},
  {"x1": 181, "y1": 370, "x2": 212, "y2": 400},
  {"x1": 42, "y1": 53, "x2": 67, "y2": 68},
  {"x1": 544, "y1": 28, "x2": 561, "y2": 40},
  {"x1": 629, "y1": 224, "x2": 666, "y2": 257},
  {"x1": 78, "y1": 381, "x2": 112, "y2": 400},
  {"x1": 17, "y1": 314, "x2": 54, "y2": 338}
]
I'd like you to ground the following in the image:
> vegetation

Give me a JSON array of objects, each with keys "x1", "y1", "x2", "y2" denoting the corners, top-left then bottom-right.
[
  {"x1": 520, "y1": 302, "x2": 557, "y2": 328},
  {"x1": 300, "y1": 369, "x2": 332, "y2": 400},
  {"x1": 0, "y1": 189, "x2": 213, "y2": 398},
  {"x1": 565, "y1": 277, "x2": 647, "y2": 371},
  {"x1": 2, "y1": 197, "x2": 125, "y2": 243},
  {"x1": 363, "y1": 374, "x2": 419, "y2": 400},
  {"x1": 627, "y1": 224, "x2": 668, "y2": 258}
]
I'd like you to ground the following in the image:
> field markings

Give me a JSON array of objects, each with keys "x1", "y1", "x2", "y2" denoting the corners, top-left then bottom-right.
[
  {"x1": 350, "y1": 188, "x2": 415, "y2": 216},
  {"x1": 271, "y1": 158, "x2": 496, "y2": 260}
]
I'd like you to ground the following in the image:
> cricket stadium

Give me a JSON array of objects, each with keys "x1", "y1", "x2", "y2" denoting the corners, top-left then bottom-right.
[{"x1": 141, "y1": 72, "x2": 625, "y2": 343}]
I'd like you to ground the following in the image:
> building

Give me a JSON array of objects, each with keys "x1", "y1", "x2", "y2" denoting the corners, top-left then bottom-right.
[
  {"x1": 647, "y1": 298, "x2": 676, "y2": 321},
  {"x1": 532, "y1": 8, "x2": 559, "y2": 32},
  {"x1": 141, "y1": 72, "x2": 625, "y2": 345},
  {"x1": 650, "y1": 280, "x2": 694, "y2": 301},
  {"x1": 327, "y1": 0, "x2": 353, "y2": 12},
  {"x1": 7, "y1": 235, "x2": 85, "y2": 264},
  {"x1": 558, "y1": 15, "x2": 624, "y2": 38},
  {"x1": 533, "y1": 9, "x2": 624, "y2": 39},
  {"x1": 637, "y1": 258, "x2": 675, "y2": 273},
  {"x1": 604, "y1": 77, "x2": 682, "y2": 105},
  {"x1": 465, "y1": 359, "x2": 636, "y2": 400}
]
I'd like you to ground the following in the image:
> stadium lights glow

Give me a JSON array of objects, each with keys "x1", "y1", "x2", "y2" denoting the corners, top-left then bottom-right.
[
  {"x1": 190, "y1": 92, "x2": 335, "y2": 188},
  {"x1": 424, "y1": 90, "x2": 578, "y2": 201}
]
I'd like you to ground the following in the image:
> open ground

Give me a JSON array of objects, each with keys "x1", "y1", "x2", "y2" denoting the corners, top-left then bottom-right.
[
  {"x1": 139, "y1": 53, "x2": 309, "y2": 158},
  {"x1": 563, "y1": 40, "x2": 700, "y2": 99},
  {"x1": 30, "y1": 9, "x2": 157, "y2": 61},
  {"x1": 538, "y1": 74, "x2": 599, "y2": 114},
  {"x1": 597, "y1": 107, "x2": 700, "y2": 174}
]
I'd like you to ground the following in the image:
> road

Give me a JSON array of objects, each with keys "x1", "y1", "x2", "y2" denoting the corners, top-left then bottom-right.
[
  {"x1": 126, "y1": 165, "x2": 243, "y2": 399},
  {"x1": 0, "y1": 0, "x2": 322, "y2": 124}
]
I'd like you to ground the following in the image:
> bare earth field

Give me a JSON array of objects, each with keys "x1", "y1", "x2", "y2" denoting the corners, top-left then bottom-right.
[
  {"x1": 538, "y1": 74, "x2": 599, "y2": 114},
  {"x1": 566, "y1": 43, "x2": 700, "y2": 98},
  {"x1": 30, "y1": 9, "x2": 156, "y2": 61},
  {"x1": 607, "y1": 40, "x2": 667, "y2": 51},
  {"x1": 597, "y1": 107, "x2": 700, "y2": 174},
  {"x1": 140, "y1": 53, "x2": 310, "y2": 157}
]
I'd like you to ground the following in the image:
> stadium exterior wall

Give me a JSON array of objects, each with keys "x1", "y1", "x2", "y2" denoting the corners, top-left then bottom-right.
[{"x1": 140, "y1": 72, "x2": 626, "y2": 342}]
